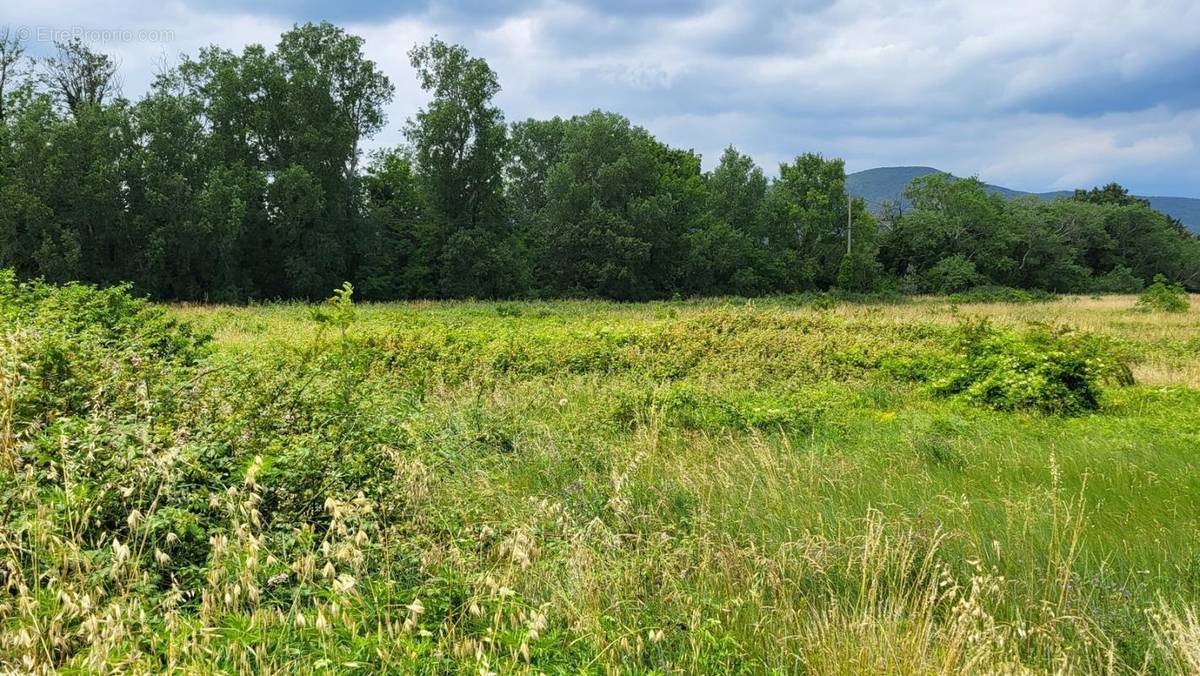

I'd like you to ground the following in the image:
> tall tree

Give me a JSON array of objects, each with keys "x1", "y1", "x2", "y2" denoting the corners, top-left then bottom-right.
[
  {"x1": 507, "y1": 116, "x2": 567, "y2": 229},
  {"x1": 533, "y1": 111, "x2": 659, "y2": 299},
  {"x1": 707, "y1": 146, "x2": 767, "y2": 235},
  {"x1": 0, "y1": 27, "x2": 26, "y2": 122},
  {"x1": 274, "y1": 22, "x2": 393, "y2": 181},
  {"x1": 680, "y1": 147, "x2": 780, "y2": 295},
  {"x1": 879, "y1": 173, "x2": 1015, "y2": 288},
  {"x1": 760, "y1": 153, "x2": 868, "y2": 289},
  {"x1": 406, "y1": 38, "x2": 515, "y2": 297},
  {"x1": 161, "y1": 22, "x2": 393, "y2": 299},
  {"x1": 40, "y1": 39, "x2": 120, "y2": 118},
  {"x1": 359, "y1": 148, "x2": 430, "y2": 299}
]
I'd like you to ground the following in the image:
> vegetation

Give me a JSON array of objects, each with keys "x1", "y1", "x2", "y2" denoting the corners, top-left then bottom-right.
[
  {"x1": 1137, "y1": 274, "x2": 1191, "y2": 313},
  {"x1": 2, "y1": 275, "x2": 1199, "y2": 672},
  {"x1": 0, "y1": 24, "x2": 1198, "y2": 302},
  {"x1": 2, "y1": 22, "x2": 1199, "y2": 671}
]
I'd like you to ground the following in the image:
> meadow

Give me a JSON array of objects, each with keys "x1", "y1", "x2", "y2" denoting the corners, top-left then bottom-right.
[{"x1": 3, "y1": 276, "x2": 1200, "y2": 673}]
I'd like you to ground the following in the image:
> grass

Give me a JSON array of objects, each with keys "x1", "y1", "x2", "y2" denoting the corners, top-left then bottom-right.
[{"x1": 4, "y1": 283, "x2": 1200, "y2": 673}]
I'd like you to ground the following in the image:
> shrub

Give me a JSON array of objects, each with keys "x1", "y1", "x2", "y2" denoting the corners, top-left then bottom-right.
[
  {"x1": 1135, "y1": 275, "x2": 1189, "y2": 313},
  {"x1": 836, "y1": 251, "x2": 884, "y2": 292},
  {"x1": 925, "y1": 255, "x2": 981, "y2": 294},
  {"x1": 810, "y1": 293, "x2": 838, "y2": 311},
  {"x1": 0, "y1": 272, "x2": 209, "y2": 429},
  {"x1": 1091, "y1": 266, "x2": 1144, "y2": 294},
  {"x1": 948, "y1": 286, "x2": 1058, "y2": 304},
  {"x1": 896, "y1": 271, "x2": 927, "y2": 295},
  {"x1": 931, "y1": 319, "x2": 1131, "y2": 414}
]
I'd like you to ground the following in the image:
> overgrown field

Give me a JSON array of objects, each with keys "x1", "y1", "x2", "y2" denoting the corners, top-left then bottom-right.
[{"x1": 3, "y1": 275, "x2": 1200, "y2": 673}]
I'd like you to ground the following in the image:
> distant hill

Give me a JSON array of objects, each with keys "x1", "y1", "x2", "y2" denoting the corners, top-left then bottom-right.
[{"x1": 846, "y1": 166, "x2": 1200, "y2": 234}]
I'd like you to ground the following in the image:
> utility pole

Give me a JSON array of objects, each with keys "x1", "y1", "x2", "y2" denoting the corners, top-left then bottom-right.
[{"x1": 846, "y1": 195, "x2": 853, "y2": 255}]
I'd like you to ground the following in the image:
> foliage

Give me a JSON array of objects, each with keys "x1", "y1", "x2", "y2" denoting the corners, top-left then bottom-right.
[
  {"x1": 1136, "y1": 274, "x2": 1190, "y2": 313},
  {"x1": 925, "y1": 255, "x2": 982, "y2": 293},
  {"x1": 406, "y1": 38, "x2": 512, "y2": 298},
  {"x1": 3, "y1": 277, "x2": 1200, "y2": 672},
  {"x1": 931, "y1": 319, "x2": 1130, "y2": 414},
  {"x1": 1091, "y1": 265, "x2": 1144, "y2": 294},
  {"x1": 880, "y1": 175, "x2": 1200, "y2": 295},
  {"x1": 836, "y1": 249, "x2": 884, "y2": 292},
  {"x1": 0, "y1": 24, "x2": 1197, "y2": 303},
  {"x1": 947, "y1": 285, "x2": 1058, "y2": 304},
  {"x1": 310, "y1": 281, "x2": 356, "y2": 332},
  {"x1": 1073, "y1": 182, "x2": 1151, "y2": 208}
]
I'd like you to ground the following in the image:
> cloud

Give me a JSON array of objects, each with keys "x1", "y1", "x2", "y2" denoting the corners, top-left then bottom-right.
[{"x1": 4, "y1": 0, "x2": 1197, "y2": 196}]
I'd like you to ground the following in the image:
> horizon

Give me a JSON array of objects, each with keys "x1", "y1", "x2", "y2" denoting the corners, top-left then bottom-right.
[
  {"x1": 3, "y1": 0, "x2": 1199, "y2": 198},
  {"x1": 847, "y1": 166, "x2": 1197, "y2": 200}
]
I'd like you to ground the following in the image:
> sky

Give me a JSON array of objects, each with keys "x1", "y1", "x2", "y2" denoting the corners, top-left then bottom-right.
[{"x1": 5, "y1": 0, "x2": 1200, "y2": 197}]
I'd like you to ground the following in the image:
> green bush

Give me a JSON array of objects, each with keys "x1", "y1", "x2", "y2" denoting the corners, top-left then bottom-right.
[
  {"x1": 925, "y1": 255, "x2": 981, "y2": 294},
  {"x1": 0, "y1": 272, "x2": 209, "y2": 427},
  {"x1": 947, "y1": 286, "x2": 1058, "y2": 304},
  {"x1": 1091, "y1": 266, "x2": 1144, "y2": 294},
  {"x1": 836, "y1": 250, "x2": 884, "y2": 292},
  {"x1": 931, "y1": 319, "x2": 1131, "y2": 415},
  {"x1": 1135, "y1": 274, "x2": 1189, "y2": 313}
]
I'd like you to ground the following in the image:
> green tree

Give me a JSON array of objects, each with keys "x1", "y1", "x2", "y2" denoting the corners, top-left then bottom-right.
[
  {"x1": 760, "y1": 153, "x2": 869, "y2": 290},
  {"x1": 680, "y1": 147, "x2": 776, "y2": 295},
  {"x1": 532, "y1": 111, "x2": 661, "y2": 298},
  {"x1": 359, "y1": 149, "x2": 431, "y2": 299},
  {"x1": 507, "y1": 116, "x2": 567, "y2": 229},
  {"x1": 1006, "y1": 198, "x2": 1092, "y2": 292},
  {"x1": 1072, "y1": 182, "x2": 1149, "y2": 208},
  {"x1": 268, "y1": 165, "x2": 336, "y2": 299},
  {"x1": 707, "y1": 146, "x2": 768, "y2": 235},
  {"x1": 406, "y1": 38, "x2": 515, "y2": 297},
  {"x1": 880, "y1": 174, "x2": 1015, "y2": 287}
]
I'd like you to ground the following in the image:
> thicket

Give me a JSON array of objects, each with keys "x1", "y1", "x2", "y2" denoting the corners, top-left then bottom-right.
[
  {"x1": 929, "y1": 319, "x2": 1133, "y2": 414},
  {"x1": 0, "y1": 24, "x2": 1197, "y2": 301}
]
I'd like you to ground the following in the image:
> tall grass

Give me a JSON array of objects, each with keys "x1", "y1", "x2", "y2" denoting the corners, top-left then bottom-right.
[{"x1": 3, "y1": 276, "x2": 1199, "y2": 672}]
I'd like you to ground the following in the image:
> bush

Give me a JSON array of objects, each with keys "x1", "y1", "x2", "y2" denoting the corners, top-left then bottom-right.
[
  {"x1": 925, "y1": 255, "x2": 981, "y2": 294},
  {"x1": 931, "y1": 319, "x2": 1131, "y2": 415},
  {"x1": 836, "y1": 251, "x2": 884, "y2": 292},
  {"x1": 810, "y1": 293, "x2": 838, "y2": 311},
  {"x1": 0, "y1": 272, "x2": 209, "y2": 427},
  {"x1": 947, "y1": 286, "x2": 1058, "y2": 304},
  {"x1": 1091, "y1": 266, "x2": 1144, "y2": 294},
  {"x1": 1135, "y1": 274, "x2": 1189, "y2": 313}
]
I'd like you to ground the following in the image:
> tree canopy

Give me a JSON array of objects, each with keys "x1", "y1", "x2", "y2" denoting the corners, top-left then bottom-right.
[{"x1": 1, "y1": 23, "x2": 1196, "y2": 300}]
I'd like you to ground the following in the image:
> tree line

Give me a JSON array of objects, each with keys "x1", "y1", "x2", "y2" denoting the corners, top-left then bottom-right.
[{"x1": 1, "y1": 23, "x2": 1197, "y2": 301}]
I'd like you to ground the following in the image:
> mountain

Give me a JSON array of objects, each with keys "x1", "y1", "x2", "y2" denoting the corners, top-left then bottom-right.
[{"x1": 846, "y1": 166, "x2": 1200, "y2": 234}]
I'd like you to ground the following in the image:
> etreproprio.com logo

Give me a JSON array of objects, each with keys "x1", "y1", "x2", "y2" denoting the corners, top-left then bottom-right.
[{"x1": 15, "y1": 26, "x2": 175, "y2": 44}]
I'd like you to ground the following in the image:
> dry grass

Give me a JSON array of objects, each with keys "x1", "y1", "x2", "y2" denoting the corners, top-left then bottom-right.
[{"x1": 831, "y1": 295, "x2": 1200, "y2": 387}]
